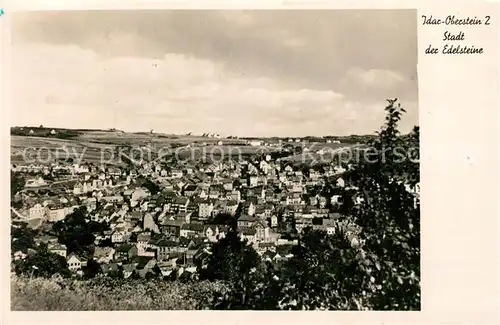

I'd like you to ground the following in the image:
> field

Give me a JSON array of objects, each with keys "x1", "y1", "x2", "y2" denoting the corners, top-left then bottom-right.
[
  {"x1": 11, "y1": 136, "x2": 120, "y2": 166},
  {"x1": 10, "y1": 132, "x2": 278, "y2": 166},
  {"x1": 11, "y1": 127, "x2": 360, "y2": 166}
]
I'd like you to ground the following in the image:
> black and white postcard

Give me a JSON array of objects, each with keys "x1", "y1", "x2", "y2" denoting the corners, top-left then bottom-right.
[{"x1": 1, "y1": 1, "x2": 498, "y2": 325}]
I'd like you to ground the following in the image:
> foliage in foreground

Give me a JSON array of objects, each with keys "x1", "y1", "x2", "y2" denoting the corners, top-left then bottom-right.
[
  {"x1": 199, "y1": 98, "x2": 420, "y2": 310},
  {"x1": 11, "y1": 275, "x2": 227, "y2": 311}
]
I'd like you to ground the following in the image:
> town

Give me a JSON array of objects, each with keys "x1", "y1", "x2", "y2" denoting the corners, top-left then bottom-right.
[{"x1": 10, "y1": 134, "x2": 371, "y2": 281}]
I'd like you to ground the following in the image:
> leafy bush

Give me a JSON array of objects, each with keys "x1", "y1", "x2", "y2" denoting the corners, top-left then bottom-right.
[
  {"x1": 199, "y1": 99, "x2": 420, "y2": 310},
  {"x1": 13, "y1": 248, "x2": 71, "y2": 279},
  {"x1": 11, "y1": 275, "x2": 228, "y2": 311}
]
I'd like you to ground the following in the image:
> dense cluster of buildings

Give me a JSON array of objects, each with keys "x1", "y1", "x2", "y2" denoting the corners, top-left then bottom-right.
[{"x1": 11, "y1": 150, "x2": 373, "y2": 279}]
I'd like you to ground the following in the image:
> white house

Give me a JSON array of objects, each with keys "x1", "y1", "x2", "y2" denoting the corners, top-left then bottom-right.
[
  {"x1": 46, "y1": 206, "x2": 68, "y2": 222},
  {"x1": 249, "y1": 175, "x2": 258, "y2": 187},
  {"x1": 270, "y1": 215, "x2": 278, "y2": 228},
  {"x1": 248, "y1": 140, "x2": 263, "y2": 147},
  {"x1": 171, "y1": 169, "x2": 183, "y2": 178},
  {"x1": 198, "y1": 201, "x2": 213, "y2": 219},
  {"x1": 25, "y1": 177, "x2": 46, "y2": 188},
  {"x1": 67, "y1": 254, "x2": 86, "y2": 273},
  {"x1": 111, "y1": 230, "x2": 127, "y2": 243},
  {"x1": 29, "y1": 203, "x2": 46, "y2": 219},
  {"x1": 48, "y1": 244, "x2": 67, "y2": 258},
  {"x1": 130, "y1": 188, "x2": 150, "y2": 207}
]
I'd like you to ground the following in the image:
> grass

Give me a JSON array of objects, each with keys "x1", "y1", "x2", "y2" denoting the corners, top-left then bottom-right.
[{"x1": 11, "y1": 275, "x2": 227, "y2": 311}]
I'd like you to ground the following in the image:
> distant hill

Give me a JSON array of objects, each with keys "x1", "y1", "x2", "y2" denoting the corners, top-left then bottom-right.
[{"x1": 11, "y1": 126, "x2": 381, "y2": 143}]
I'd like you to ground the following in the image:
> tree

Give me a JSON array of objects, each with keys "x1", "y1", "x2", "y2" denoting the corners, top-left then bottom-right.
[
  {"x1": 82, "y1": 259, "x2": 101, "y2": 279},
  {"x1": 199, "y1": 230, "x2": 275, "y2": 310},
  {"x1": 339, "y1": 98, "x2": 420, "y2": 310},
  {"x1": 208, "y1": 213, "x2": 237, "y2": 230},
  {"x1": 201, "y1": 99, "x2": 420, "y2": 310},
  {"x1": 52, "y1": 207, "x2": 108, "y2": 258},
  {"x1": 11, "y1": 171, "x2": 25, "y2": 196},
  {"x1": 139, "y1": 177, "x2": 160, "y2": 195},
  {"x1": 278, "y1": 228, "x2": 367, "y2": 310},
  {"x1": 198, "y1": 231, "x2": 261, "y2": 282},
  {"x1": 14, "y1": 247, "x2": 71, "y2": 278},
  {"x1": 11, "y1": 225, "x2": 36, "y2": 253}
]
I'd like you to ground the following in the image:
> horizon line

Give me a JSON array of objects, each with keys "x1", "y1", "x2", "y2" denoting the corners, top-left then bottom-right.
[{"x1": 11, "y1": 125, "x2": 420, "y2": 138}]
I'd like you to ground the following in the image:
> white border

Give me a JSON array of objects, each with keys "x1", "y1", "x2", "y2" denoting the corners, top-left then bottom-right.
[{"x1": 1, "y1": 1, "x2": 499, "y2": 325}]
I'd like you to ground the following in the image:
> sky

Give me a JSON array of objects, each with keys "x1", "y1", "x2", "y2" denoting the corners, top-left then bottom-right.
[{"x1": 11, "y1": 10, "x2": 418, "y2": 137}]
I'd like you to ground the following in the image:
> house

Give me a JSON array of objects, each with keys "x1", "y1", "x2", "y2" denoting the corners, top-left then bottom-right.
[
  {"x1": 248, "y1": 175, "x2": 258, "y2": 187},
  {"x1": 230, "y1": 190, "x2": 241, "y2": 202},
  {"x1": 107, "y1": 166, "x2": 122, "y2": 177},
  {"x1": 143, "y1": 213, "x2": 160, "y2": 233},
  {"x1": 237, "y1": 214, "x2": 258, "y2": 229},
  {"x1": 82, "y1": 197, "x2": 97, "y2": 211},
  {"x1": 130, "y1": 188, "x2": 150, "y2": 207},
  {"x1": 156, "y1": 239, "x2": 179, "y2": 261},
  {"x1": 48, "y1": 243, "x2": 67, "y2": 258},
  {"x1": 178, "y1": 237, "x2": 197, "y2": 253},
  {"x1": 240, "y1": 228, "x2": 257, "y2": 244},
  {"x1": 122, "y1": 264, "x2": 136, "y2": 279},
  {"x1": 260, "y1": 161, "x2": 271, "y2": 174},
  {"x1": 198, "y1": 189, "x2": 209, "y2": 200},
  {"x1": 331, "y1": 195, "x2": 342, "y2": 205},
  {"x1": 222, "y1": 179, "x2": 233, "y2": 191},
  {"x1": 204, "y1": 225, "x2": 228, "y2": 242},
  {"x1": 295, "y1": 218, "x2": 313, "y2": 233},
  {"x1": 224, "y1": 200, "x2": 239, "y2": 216},
  {"x1": 29, "y1": 203, "x2": 46, "y2": 219},
  {"x1": 183, "y1": 184, "x2": 198, "y2": 197},
  {"x1": 170, "y1": 197, "x2": 190, "y2": 213},
  {"x1": 73, "y1": 182, "x2": 84, "y2": 195},
  {"x1": 157, "y1": 258, "x2": 179, "y2": 277},
  {"x1": 36, "y1": 235, "x2": 58, "y2": 246},
  {"x1": 136, "y1": 232, "x2": 152, "y2": 255},
  {"x1": 257, "y1": 242, "x2": 276, "y2": 255},
  {"x1": 114, "y1": 243, "x2": 138, "y2": 261},
  {"x1": 131, "y1": 256, "x2": 158, "y2": 278},
  {"x1": 100, "y1": 263, "x2": 120, "y2": 276},
  {"x1": 254, "y1": 219, "x2": 270, "y2": 242},
  {"x1": 274, "y1": 245, "x2": 294, "y2": 261},
  {"x1": 270, "y1": 215, "x2": 278, "y2": 228},
  {"x1": 111, "y1": 230, "x2": 129, "y2": 243},
  {"x1": 171, "y1": 169, "x2": 183, "y2": 178},
  {"x1": 248, "y1": 140, "x2": 263, "y2": 147},
  {"x1": 161, "y1": 219, "x2": 184, "y2": 237},
  {"x1": 46, "y1": 205, "x2": 68, "y2": 222},
  {"x1": 180, "y1": 223, "x2": 205, "y2": 238},
  {"x1": 312, "y1": 218, "x2": 336, "y2": 235},
  {"x1": 244, "y1": 201, "x2": 256, "y2": 216},
  {"x1": 93, "y1": 247, "x2": 115, "y2": 263},
  {"x1": 198, "y1": 200, "x2": 213, "y2": 219},
  {"x1": 175, "y1": 212, "x2": 192, "y2": 224},
  {"x1": 100, "y1": 196, "x2": 124, "y2": 204},
  {"x1": 25, "y1": 176, "x2": 46, "y2": 187},
  {"x1": 67, "y1": 253, "x2": 87, "y2": 273}
]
